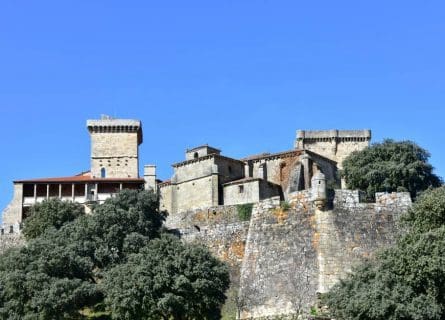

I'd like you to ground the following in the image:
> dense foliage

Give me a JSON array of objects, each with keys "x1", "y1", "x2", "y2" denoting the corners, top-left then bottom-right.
[
  {"x1": 342, "y1": 139, "x2": 441, "y2": 199},
  {"x1": 0, "y1": 189, "x2": 230, "y2": 319},
  {"x1": 323, "y1": 186, "x2": 445, "y2": 320},
  {"x1": 402, "y1": 186, "x2": 445, "y2": 233},
  {"x1": 22, "y1": 199, "x2": 85, "y2": 240},
  {"x1": 103, "y1": 234, "x2": 229, "y2": 320}
]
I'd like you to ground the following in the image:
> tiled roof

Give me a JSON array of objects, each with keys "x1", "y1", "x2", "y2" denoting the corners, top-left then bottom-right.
[
  {"x1": 242, "y1": 150, "x2": 303, "y2": 161},
  {"x1": 172, "y1": 153, "x2": 244, "y2": 168},
  {"x1": 14, "y1": 172, "x2": 144, "y2": 184}
]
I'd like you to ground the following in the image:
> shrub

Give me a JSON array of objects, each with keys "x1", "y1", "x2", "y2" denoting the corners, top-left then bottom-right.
[
  {"x1": 237, "y1": 203, "x2": 253, "y2": 221},
  {"x1": 280, "y1": 201, "x2": 291, "y2": 211}
]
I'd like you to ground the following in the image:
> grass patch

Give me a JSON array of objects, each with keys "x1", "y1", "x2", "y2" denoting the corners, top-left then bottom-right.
[
  {"x1": 280, "y1": 201, "x2": 291, "y2": 211},
  {"x1": 237, "y1": 203, "x2": 253, "y2": 221}
]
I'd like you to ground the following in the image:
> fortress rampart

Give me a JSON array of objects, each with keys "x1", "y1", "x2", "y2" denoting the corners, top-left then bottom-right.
[
  {"x1": 165, "y1": 189, "x2": 411, "y2": 319},
  {"x1": 1, "y1": 118, "x2": 410, "y2": 318}
]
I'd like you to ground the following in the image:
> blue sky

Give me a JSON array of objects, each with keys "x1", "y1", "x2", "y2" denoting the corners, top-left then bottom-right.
[{"x1": 1, "y1": 1, "x2": 444, "y2": 217}]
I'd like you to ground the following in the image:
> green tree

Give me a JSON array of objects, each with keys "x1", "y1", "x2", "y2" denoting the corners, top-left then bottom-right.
[
  {"x1": 22, "y1": 198, "x2": 85, "y2": 240},
  {"x1": 0, "y1": 189, "x2": 229, "y2": 319},
  {"x1": 342, "y1": 139, "x2": 441, "y2": 199},
  {"x1": 0, "y1": 234, "x2": 102, "y2": 319},
  {"x1": 402, "y1": 186, "x2": 445, "y2": 233},
  {"x1": 0, "y1": 190, "x2": 165, "y2": 318},
  {"x1": 322, "y1": 186, "x2": 445, "y2": 320},
  {"x1": 103, "y1": 233, "x2": 230, "y2": 320}
]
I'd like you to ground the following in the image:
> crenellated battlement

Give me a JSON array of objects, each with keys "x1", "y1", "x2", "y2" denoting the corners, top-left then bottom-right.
[{"x1": 295, "y1": 129, "x2": 371, "y2": 170}]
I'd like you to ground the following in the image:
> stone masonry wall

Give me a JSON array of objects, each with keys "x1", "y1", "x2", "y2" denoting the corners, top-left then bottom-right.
[
  {"x1": 172, "y1": 175, "x2": 219, "y2": 213},
  {"x1": 159, "y1": 184, "x2": 173, "y2": 213},
  {"x1": 165, "y1": 205, "x2": 249, "y2": 268},
  {"x1": 2, "y1": 183, "x2": 24, "y2": 224},
  {"x1": 318, "y1": 190, "x2": 411, "y2": 291},
  {"x1": 0, "y1": 224, "x2": 25, "y2": 254},
  {"x1": 165, "y1": 205, "x2": 251, "y2": 318},
  {"x1": 0, "y1": 234, "x2": 24, "y2": 254},
  {"x1": 237, "y1": 190, "x2": 411, "y2": 319},
  {"x1": 238, "y1": 193, "x2": 318, "y2": 319},
  {"x1": 173, "y1": 157, "x2": 216, "y2": 182},
  {"x1": 0, "y1": 187, "x2": 411, "y2": 319},
  {"x1": 224, "y1": 180, "x2": 261, "y2": 206},
  {"x1": 90, "y1": 132, "x2": 139, "y2": 178}
]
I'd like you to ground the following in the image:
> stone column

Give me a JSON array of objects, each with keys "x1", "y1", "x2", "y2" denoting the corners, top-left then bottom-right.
[
  {"x1": 46, "y1": 184, "x2": 50, "y2": 199},
  {"x1": 295, "y1": 129, "x2": 305, "y2": 149},
  {"x1": 244, "y1": 163, "x2": 251, "y2": 178},
  {"x1": 71, "y1": 184, "x2": 75, "y2": 202},
  {"x1": 84, "y1": 184, "x2": 88, "y2": 202},
  {"x1": 95, "y1": 183, "x2": 98, "y2": 201},
  {"x1": 301, "y1": 154, "x2": 311, "y2": 190},
  {"x1": 33, "y1": 184, "x2": 37, "y2": 203},
  {"x1": 119, "y1": 183, "x2": 123, "y2": 190},
  {"x1": 58, "y1": 184, "x2": 62, "y2": 198},
  {"x1": 258, "y1": 162, "x2": 267, "y2": 180}
]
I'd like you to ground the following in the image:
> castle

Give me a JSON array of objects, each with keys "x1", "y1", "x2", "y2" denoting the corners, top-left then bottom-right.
[
  {"x1": 1, "y1": 117, "x2": 411, "y2": 319},
  {"x1": 2, "y1": 116, "x2": 371, "y2": 227}
]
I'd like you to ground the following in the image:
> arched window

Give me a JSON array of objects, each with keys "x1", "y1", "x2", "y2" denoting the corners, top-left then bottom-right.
[
  {"x1": 194, "y1": 152, "x2": 199, "y2": 159},
  {"x1": 101, "y1": 167, "x2": 106, "y2": 178}
]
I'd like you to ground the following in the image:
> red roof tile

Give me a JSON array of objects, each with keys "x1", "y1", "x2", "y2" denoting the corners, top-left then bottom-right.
[{"x1": 14, "y1": 172, "x2": 144, "y2": 184}]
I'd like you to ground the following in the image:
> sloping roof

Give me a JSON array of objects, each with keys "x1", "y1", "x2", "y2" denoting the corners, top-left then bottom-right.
[
  {"x1": 186, "y1": 145, "x2": 221, "y2": 153},
  {"x1": 222, "y1": 177, "x2": 262, "y2": 186},
  {"x1": 242, "y1": 150, "x2": 304, "y2": 162},
  {"x1": 14, "y1": 171, "x2": 144, "y2": 184},
  {"x1": 242, "y1": 152, "x2": 272, "y2": 161},
  {"x1": 172, "y1": 153, "x2": 244, "y2": 168}
]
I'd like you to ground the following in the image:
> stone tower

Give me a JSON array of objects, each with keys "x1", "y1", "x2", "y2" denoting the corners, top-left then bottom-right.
[
  {"x1": 87, "y1": 116, "x2": 142, "y2": 178},
  {"x1": 295, "y1": 129, "x2": 371, "y2": 169}
]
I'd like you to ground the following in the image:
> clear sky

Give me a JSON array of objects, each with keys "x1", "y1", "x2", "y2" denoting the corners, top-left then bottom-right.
[{"x1": 1, "y1": 1, "x2": 444, "y2": 218}]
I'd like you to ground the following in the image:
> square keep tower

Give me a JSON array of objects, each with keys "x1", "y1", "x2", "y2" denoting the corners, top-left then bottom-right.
[{"x1": 87, "y1": 117, "x2": 143, "y2": 178}]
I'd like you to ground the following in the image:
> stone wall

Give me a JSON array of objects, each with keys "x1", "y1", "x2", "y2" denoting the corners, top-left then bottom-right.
[
  {"x1": 0, "y1": 234, "x2": 24, "y2": 254},
  {"x1": 306, "y1": 152, "x2": 338, "y2": 186},
  {"x1": 2, "y1": 183, "x2": 24, "y2": 224},
  {"x1": 165, "y1": 205, "x2": 249, "y2": 268},
  {"x1": 172, "y1": 175, "x2": 219, "y2": 213},
  {"x1": 185, "y1": 146, "x2": 221, "y2": 160},
  {"x1": 165, "y1": 205, "x2": 251, "y2": 319},
  {"x1": 237, "y1": 190, "x2": 410, "y2": 319},
  {"x1": 295, "y1": 130, "x2": 371, "y2": 169},
  {"x1": 238, "y1": 194, "x2": 318, "y2": 319},
  {"x1": 159, "y1": 183, "x2": 173, "y2": 213},
  {"x1": 164, "y1": 155, "x2": 246, "y2": 213},
  {"x1": 173, "y1": 157, "x2": 216, "y2": 182},
  {"x1": 318, "y1": 190, "x2": 411, "y2": 291},
  {"x1": 90, "y1": 132, "x2": 139, "y2": 178},
  {"x1": 0, "y1": 186, "x2": 412, "y2": 319},
  {"x1": 223, "y1": 179, "x2": 282, "y2": 206},
  {"x1": 0, "y1": 224, "x2": 25, "y2": 254},
  {"x1": 224, "y1": 180, "x2": 261, "y2": 206},
  {"x1": 251, "y1": 155, "x2": 301, "y2": 191},
  {"x1": 214, "y1": 157, "x2": 245, "y2": 184}
]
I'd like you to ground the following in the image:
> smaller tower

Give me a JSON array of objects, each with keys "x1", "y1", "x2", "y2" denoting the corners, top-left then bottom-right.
[
  {"x1": 295, "y1": 129, "x2": 371, "y2": 169},
  {"x1": 311, "y1": 171, "x2": 327, "y2": 210},
  {"x1": 87, "y1": 116, "x2": 142, "y2": 178},
  {"x1": 144, "y1": 165, "x2": 157, "y2": 192},
  {"x1": 185, "y1": 145, "x2": 221, "y2": 160}
]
